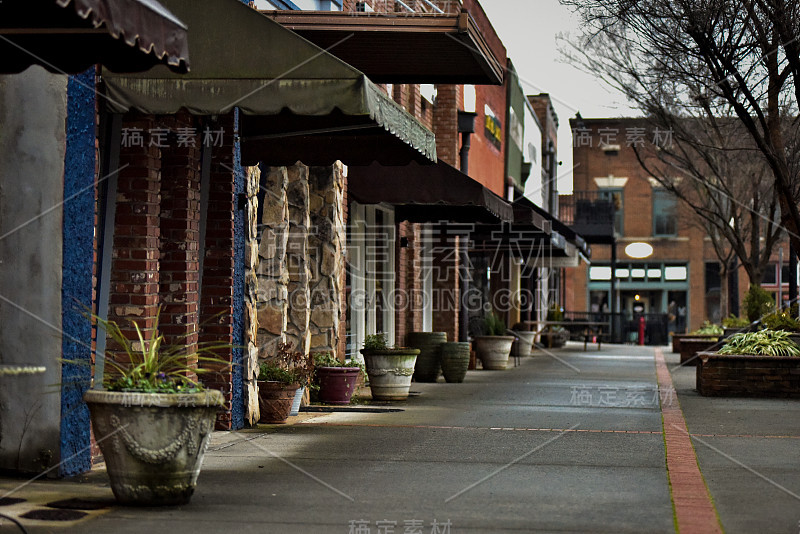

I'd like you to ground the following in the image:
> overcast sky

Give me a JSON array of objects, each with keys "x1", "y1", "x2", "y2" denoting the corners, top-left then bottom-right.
[{"x1": 479, "y1": 0, "x2": 639, "y2": 192}]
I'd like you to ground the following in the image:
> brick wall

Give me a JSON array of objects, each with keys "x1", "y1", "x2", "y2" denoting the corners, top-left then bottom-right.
[
  {"x1": 697, "y1": 353, "x2": 800, "y2": 398},
  {"x1": 199, "y1": 115, "x2": 237, "y2": 429}
]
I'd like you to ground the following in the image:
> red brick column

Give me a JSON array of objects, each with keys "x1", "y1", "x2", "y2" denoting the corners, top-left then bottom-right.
[
  {"x1": 159, "y1": 113, "x2": 201, "y2": 374},
  {"x1": 107, "y1": 114, "x2": 161, "y2": 365},
  {"x1": 431, "y1": 230, "x2": 460, "y2": 342},
  {"x1": 199, "y1": 115, "x2": 236, "y2": 430},
  {"x1": 432, "y1": 85, "x2": 459, "y2": 167}
]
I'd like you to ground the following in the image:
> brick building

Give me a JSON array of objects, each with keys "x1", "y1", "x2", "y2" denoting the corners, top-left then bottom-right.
[{"x1": 560, "y1": 117, "x2": 792, "y2": 338}]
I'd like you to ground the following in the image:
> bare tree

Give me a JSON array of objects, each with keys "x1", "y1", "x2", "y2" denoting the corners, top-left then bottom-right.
[{"x1": 561, "y1": 0, "x2": 800, "y2": 257}]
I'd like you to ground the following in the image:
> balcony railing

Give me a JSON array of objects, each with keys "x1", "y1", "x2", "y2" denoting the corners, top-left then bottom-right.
[{"x1": 559, "y1": 191, "x2": 616, "y2": 243}]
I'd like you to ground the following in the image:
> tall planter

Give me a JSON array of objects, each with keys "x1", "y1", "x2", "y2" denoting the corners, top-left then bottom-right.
[
  {"x1": 289, "y1": 386, "x2": 305, "y2": 416},
  {"x1": 512, "y1": 331, "x2": 536, "y2": 358},
  {"x1": 361, "y1": 348, "x2": 420, "y2": 400},
  {"x1": 316, "y1": 367, "x2": 361, "y2": 405},
  {"x1": 84, "y1": 389, "x2": 223, "y2": 506},
  {"x1": 407, "y1": 332, "x2": 447, "y2": 382},
  {"x1": 258, "y1": 381, "x2": 301, "y2": 424},
  {"x1": 473, "y1": 336, "x2": 515, "y2": 370},
  {"x1": 440, "y1": 342, "x2": 470, "y2": 383}
]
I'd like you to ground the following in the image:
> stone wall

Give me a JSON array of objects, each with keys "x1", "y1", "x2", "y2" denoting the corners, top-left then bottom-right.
[
  {"x1": 308, "y1": 163, "x2": 346, "y2": 358},
  {"x1": 249, "y1": 162, "x2": 347, "y2": 371},
  {"x1": 243, "y1": 166, "x2": 261, "y2": 425}
]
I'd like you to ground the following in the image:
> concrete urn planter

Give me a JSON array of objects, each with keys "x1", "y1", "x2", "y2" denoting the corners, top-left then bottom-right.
[
  {"x1": 361, "y1": 348, "x2": 420, "y2": 400},
  {"x1": 512, "y1": 331, "x2": 537, "y2": 358},
  {"x1": 84, "y1": 389, "x2": 223, "y2": 506},
  {"x1": 473, "y1": 336, "x2": 515, "y2": 370}
]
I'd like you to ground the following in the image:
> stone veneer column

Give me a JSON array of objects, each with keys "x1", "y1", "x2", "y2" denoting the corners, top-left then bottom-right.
[
  {"x1": 308, "y1": 163, "x2": 347, "y2": 358},
  {"x1": 243, "y1": 165, "x2": 261, "y2": 425},
  {"x1": 256, "y1": 167, "x2": 289, "y2": 358},
  {"x1": 286, "y1": 164, "x2": 311, "y2": 355}
]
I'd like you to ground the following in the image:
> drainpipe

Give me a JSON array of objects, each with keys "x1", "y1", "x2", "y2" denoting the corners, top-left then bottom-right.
[
  {"x1": 458, "y1": 111, "x2": 477, "y2": 174},
  {"x1": 457, "y1": 111, "x2": 477, "y2": 342}
]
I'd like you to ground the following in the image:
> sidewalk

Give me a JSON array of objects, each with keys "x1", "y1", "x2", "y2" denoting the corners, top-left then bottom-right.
[{"x1": 0, "y1": 342, "x2": 797, "y2": 533}]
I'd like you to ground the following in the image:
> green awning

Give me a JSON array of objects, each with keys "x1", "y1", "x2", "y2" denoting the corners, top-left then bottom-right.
[{"x1": 101, "y1": 0, "x2": 436, "y2": 166}]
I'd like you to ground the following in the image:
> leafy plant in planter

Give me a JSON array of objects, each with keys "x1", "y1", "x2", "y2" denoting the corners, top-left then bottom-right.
[
  {"x1": 722, "y1": 315, "x2": 750, "y2": 329},
  {"x1": 312, "y1": 351, "x2": 363, "y2": 405},
  {"x1": 743, "y1": 284, "x2": 774, "y2": 322},
  {"x1": 690, "y1": 322, "x2": 723, "y2": 337},
  {"x1": 761, "y1": 310, "x2": 800, "y2": 332},
  {"x1": 257, "y1": 342, "x2": 309, "y2": 424},
  {"x1": 718, "y1": 331, "x2": 800, "y2": 357},
  {"x1": 360, "y1": 333, "x2": 420, "y2": 400},
  {"x1": 473, "y1": 312, "x2": 515, "y2": 370},
  {"x1": 82, "y1": 313, "x2": 230, "y2": 506}
]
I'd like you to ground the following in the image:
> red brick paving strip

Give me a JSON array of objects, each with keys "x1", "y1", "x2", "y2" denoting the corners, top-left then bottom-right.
[{"x1": 655, "y1": 348, "x2": 723, "y2": 534}]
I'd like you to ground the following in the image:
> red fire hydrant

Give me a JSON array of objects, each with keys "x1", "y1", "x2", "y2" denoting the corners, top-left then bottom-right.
[{"x1": 638, "y1": 316, "x2": 646, "y2": 346}]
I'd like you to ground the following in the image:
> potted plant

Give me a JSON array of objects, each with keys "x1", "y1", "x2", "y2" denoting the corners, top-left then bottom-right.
[
  {"x1": 257, "y1": 342, "x2": 305, "y2": 424},
  {"x1": 697, "y1": 330, "x2": 800, "y2": 397},
  {"x1": 761, "y1": 309, "x2": 800, "y2": 345},
  {"x1": 540, "y1": 305, "x2": 569, "y2": 349},
  {"x1": 82, "y1": 314, "x2": 227, "y2": 506},
  {"x1": 743, "y1": 284, "x2": 775, "y2": 322},
  {"x1": 407, "y1": 331, "x2": 447, "y2": 382},
  {"x1": 361, "y1": 333, "x2": 419, "y2": 401},
  {"x1": 313, "y1": 351, "x2": 363, "y2": 405},
  {"x1": 511, "y1": 323, "x2": 537, "y2": 358},
  {"x1": 672, "y1": 321, "x2": 722, "y2": 353},
  {"x1": 473, "y1": 312, "x2": 515, "y2": 370}
]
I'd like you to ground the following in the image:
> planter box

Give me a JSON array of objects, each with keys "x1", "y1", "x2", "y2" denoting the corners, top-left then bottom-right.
[
  {"x1": 697, "y1": 352, "x2": 800, "y2": 398},
  {"x1": 672, "y1": 335, "x2": 717, "y2": 354},
  {"x1": 679, "y1": 338, "x2": 721, "y2": 366}
]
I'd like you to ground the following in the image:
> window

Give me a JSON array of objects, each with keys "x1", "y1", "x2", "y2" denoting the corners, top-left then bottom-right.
[
  {"x1": 599, "y1": 189, "x2": 624, "y2": 234},
  {"x1": 653, "y1": 189, "x2": 677, "y2": 236}
]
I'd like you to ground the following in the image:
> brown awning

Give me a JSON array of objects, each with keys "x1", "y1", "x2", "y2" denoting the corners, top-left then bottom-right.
[
  {"x1": 260, "y1": 0, "x2": 505, "y2": 85},
  {"x1": 348, "y1": 161, "x2": 513, "y2": 223},
  {"x1": 102, "y1": 0, "x2": 436, "y2": 166},
  {"x1": 0, "y1": 0, "x2": 189, "y2": 74}
]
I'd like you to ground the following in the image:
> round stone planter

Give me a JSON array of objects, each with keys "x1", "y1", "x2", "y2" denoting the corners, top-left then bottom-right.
[
  {"x1": 440, "y1": 342, "x2": 470, "y2": 383},
  {"x1": 512, "y1": 331, "x2": 537, "y2": 358},
  {"x1": 361, "y1": 348, "x2": 420, "y2": 400},
  {"x1": 407, "y1": 332, "x2": 447, "y2": 383},
  {"x1": 83, "y1": 389, "x2": 223, "y2": 506},
  {"x1": 316, "y1": 367, "x2": 361, "y2": 405},
  {"x1": 257, "y1": 381, "x2": 301, "y2": 424},
  {"x1": 473, "y1": 336, "x2": 515, "y2": 370}
]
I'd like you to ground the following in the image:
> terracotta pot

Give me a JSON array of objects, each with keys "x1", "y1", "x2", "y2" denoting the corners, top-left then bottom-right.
[
  {"x1": 83, "y1": 389, "x2": 223, "y2": 506},
  {"x1": 407, "y1": 332, "x2": 447, "y2": 382},
  {"x1": 440, "y1": 342, "x2": 470, "y2": 383},
  {"x1": 316, "y1": 367, "x2": 361, "y2": 405},
  {"x1": 257, "y1": 381, "x2": 300, "y2": 424},
  {"x1": 361, "y1": 348, "x2": 420, "y2": 400}
]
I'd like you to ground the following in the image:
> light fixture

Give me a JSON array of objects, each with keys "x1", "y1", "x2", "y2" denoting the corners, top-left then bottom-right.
[
  {"x1": 625, "y1": 242, "x2": 654, "y2": 259},
  {"x1": 634, "y1": 294, "x2": 641, "y2": 301}
]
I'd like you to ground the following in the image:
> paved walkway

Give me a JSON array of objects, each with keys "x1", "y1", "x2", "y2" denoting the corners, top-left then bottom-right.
[{"x1": 1, "y1": 343, "x2": 798, "y2": 533}]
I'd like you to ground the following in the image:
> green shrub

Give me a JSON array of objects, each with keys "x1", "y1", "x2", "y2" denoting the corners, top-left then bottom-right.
[
  {"x1": 546, "y1": 304, "x2": 564, "y2": 322},
  {"x1": 364, "y1": 333, "x2": 388, "y2": 350},
  {"x1": 743, "y1": 284, "x2": 774, "y2": 322},
  {"x1": 484, "y1": 312, "x2": 507, "y2": 336},
  {"x1": 761, "y1": 310, "x2": 800, "y2": 332},
  {"x1": 718, "y1": 330, "x2": 800, "y2": 357},
  {"x1": 691, "y1": 321, "x2": 723, "y2": 336},
  {"x1": 721, "y1": 315, "x2": 750, "y2": 328}
]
